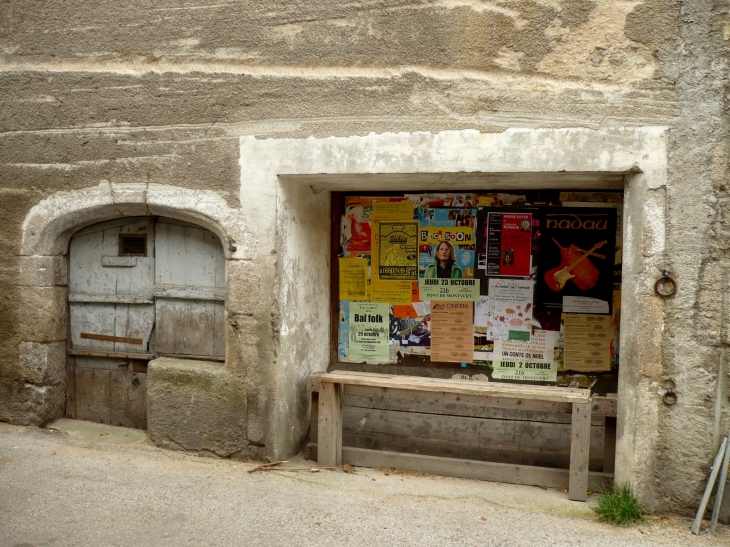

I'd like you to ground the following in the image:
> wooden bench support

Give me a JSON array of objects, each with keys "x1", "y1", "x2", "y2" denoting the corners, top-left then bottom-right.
[
  {"x1": 308, "y1": 445, "x2": 612, "y2": 491},
  {"x1": 569, "y1": 401, "x2": 592, "y2": 501},
  {"x1": 318, "y1": 381, "x2": 343, "y2": 467},
  {"x1": 316, "y1": 371, "x2": 599, "y2": 501}
]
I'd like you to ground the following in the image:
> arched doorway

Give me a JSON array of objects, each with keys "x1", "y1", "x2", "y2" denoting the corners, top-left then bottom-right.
[{"x1": 66, "y1": 216, "x2": 226, "y2": 428}]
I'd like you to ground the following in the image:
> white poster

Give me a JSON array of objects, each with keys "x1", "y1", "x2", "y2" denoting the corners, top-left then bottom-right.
[
  {"x1": 492, "y1": 329, "x2": 559, "y2": 382},
  {"x1": 474, "y1": 296, "x2": 490, "y2": 327},
  {"x1": 485, "y1": 278, "x2": 534, "y2": 341},
  {"x1": 563, "y1": 296, "x2": 610, "y2": 314}
]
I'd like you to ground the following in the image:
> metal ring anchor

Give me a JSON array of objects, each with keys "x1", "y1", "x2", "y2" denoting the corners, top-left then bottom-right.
[
  {"x1": 655, "y1": 271, "x2": 678, "y2": 297},
  {"x1": 663, "y1": 388, "x2": 678, "y2": 406}
]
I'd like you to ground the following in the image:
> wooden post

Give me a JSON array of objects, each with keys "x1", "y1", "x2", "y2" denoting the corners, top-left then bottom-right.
[
  {"x1": 569, "y1": 400, "x2": 592, "y2": 501},
  {"x1": 317, "y1": 381, "x2": 343, "y2": 466}
]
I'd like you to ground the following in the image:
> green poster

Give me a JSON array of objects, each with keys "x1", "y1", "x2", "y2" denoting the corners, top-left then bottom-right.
[{"x1": 349, "y1": 302, "x2": 390, "y2": 363}]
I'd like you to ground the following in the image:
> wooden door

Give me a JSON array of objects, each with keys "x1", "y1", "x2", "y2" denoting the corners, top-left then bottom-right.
[
  {"x1": 153, "y1": 220, "x2": 226, "y2": 361},
  {"x1": 67, "y1": 218, "x2": 155, "y2": 427},
  {"x1": 67, "y1": 217, "x2": 226, "y2": 429}
]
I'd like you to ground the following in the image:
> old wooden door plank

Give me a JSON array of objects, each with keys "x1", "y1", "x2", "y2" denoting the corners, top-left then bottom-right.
[
  {"x1": 153, "y1": 285, "x2": 225, "y2": 301},
  {"x1": 69, "y1": 294, "x2": 154, "y2": 304},
  {"x1": 183, "y1": 299, "x2": 203, "y2": 355},
  {"x1": 117, "y1": 303, "x2": 155, "y2": 353},
  {"x1": 69, "y1": 229, "x2": 114, "y2": 296},
  {"x1": 66, "y1": 356, "x2": 77, "y2": 418},
  {"x1": 155, "y1": 222, "x2": 186, "y2": 286},
  {"x1": 184, "y1": 225, "x2": 217, "y2": 288},
  {"x1": 70, "y1": 303, "x2": 116, "y2": 351},
  {"x1": 75, "y1": 368, "x2": 111, "y2": 424},
  {"x1": 212, "y1": 300, "x2": 226, "y2": 358},
  {"x1": 73, "y1": 356, "x2": 130, "y2": 371},
  {"x1": 110, "y1": 371, "x2": 147, "y2": 429}
]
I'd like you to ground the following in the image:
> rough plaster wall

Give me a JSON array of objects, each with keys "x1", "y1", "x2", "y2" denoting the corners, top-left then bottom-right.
[
  {"x1": 274, "y1": 182, "x2": 330, "y2": 458},
  {"x1": 626, "y1": 0, "x2": 730, "y2": 516},
  {"x1": 0, "y1": 0, "x2": 728, "y2": 514}
]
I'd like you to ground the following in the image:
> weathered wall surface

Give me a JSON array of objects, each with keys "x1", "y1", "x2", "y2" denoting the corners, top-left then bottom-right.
[{"x1": 1, "y1": 0, "x2": 729, "y2": 515}]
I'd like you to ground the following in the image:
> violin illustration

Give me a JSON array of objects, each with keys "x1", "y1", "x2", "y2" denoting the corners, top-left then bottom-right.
[{"x1": 544, "y1": 238, "x2": 608, "y2": 292}]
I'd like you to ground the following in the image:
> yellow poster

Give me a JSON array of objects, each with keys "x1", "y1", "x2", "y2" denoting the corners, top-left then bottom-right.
[
  {"x1": 371, "y1": 201, "x2": 414, "y2": 221},
  {"x1": 370, "y1": 222, "x2": 413, "y2": 304},
  {"x1": 563, "y1": 314, "x2": 612, "y2": 372},
  {"x1": 339, "y1": 258, "x2": 368, "y2": 300},
  {"x1": 378, "y1": 221, "x2": 419, "y2": 280}
]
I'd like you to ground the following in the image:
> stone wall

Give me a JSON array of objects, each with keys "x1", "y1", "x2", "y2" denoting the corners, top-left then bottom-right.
[{"x1": 1, "y1": 0, "x2": 729, "y2": 515}]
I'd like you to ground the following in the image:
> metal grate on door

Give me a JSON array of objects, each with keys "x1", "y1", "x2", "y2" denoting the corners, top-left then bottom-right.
[{"x1": 118, "y1": 234, "x2": 148, "y2": 257}]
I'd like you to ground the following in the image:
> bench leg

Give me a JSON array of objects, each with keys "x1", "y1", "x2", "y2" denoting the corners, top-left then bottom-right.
[
  {"x1": 569, "y1": 400, "x2": 592, "y2": 501},
  {"x1": 317, "y1": 381, "x2": 343, "y2": 467}
]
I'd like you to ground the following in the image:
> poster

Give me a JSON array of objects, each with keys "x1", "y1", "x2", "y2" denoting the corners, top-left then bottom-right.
[
  {"x1": 475, "y1": 207, "x2": 538, "y2": 297},
  {"x1": 338, "y1": 258, "x2": 368, "y2": 300},
  {"x1": 391, "y1": 311, "x2": 431, "y2": 353},
  {"x1": 338, "y1": 300, "x2": 351, "y2": 361},
  {"x1": 406, "y1": 194, "x2": 476, "y2": 208},
  {"x1": 371, "y1": 222, "x2": 412, "y2": 304},
  {"x1": 474, "y1": 295, "x2": 489, "y2": 327},
  {"x1": 535, "y1": 207, "x2": 616, "y2": 314},
  {"x1": 418, "y1": 207, "x2": 476, "y2": 280},
  {"x1": 377, "y1": 221, "x2": 419, "y2": 280},
  {"x1": 393, "y1": 282, "x2": 422, "y2": 318},
  {"x1": 370, "y1": 280, "x2": 412, "y2": 304},
  {"x1": 485, "y1": 212, "x2": 533, "y2": 277},
  {"x1": 430, "y1": 301, "x2": 474, "y2": 363},
  {"x1": 563, "y1": 296, "x2": 609, "y2": 314},
  {"x1": 419, "y1": 278, "x2": 480, "y2": 301},
  {"x1": 341, "y1": 196, "x2": 409, "y2": 256},
  {"x1": 349, "y1": 302, "x2": 390, "y2": 363},
  {"x1": 492, "y1": 329, "x2": 559, "y2": 382},
  {"x1": 563, "y1": 314, "x2": 612, "y2": 371},
  {"x1": 485, "y1": 278, "x2": 534, "y2": 341},
  {"x1": 371, "y1": 201, "x2": 414, "y2": 221}
]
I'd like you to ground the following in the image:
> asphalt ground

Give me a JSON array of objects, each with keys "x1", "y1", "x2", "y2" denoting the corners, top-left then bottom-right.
[{"x1": 0, "y1": 420, "x2": 728, "y2": 547}]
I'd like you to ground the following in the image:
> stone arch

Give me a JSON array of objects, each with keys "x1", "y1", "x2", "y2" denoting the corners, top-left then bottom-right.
[
  {"x1": 21, "y1": 181, "x2": 250, "y2": 259},
  {"x1": 16, "y1": 182, "x2": 264, "y2": 458}
]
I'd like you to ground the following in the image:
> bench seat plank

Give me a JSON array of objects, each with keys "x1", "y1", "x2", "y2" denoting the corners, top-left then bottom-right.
[{"x1": 320, "y1": 371, "x2": 590, "y2": 404}]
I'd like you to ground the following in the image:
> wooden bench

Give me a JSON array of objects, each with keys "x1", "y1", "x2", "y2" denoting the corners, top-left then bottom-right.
[{"x1": 316, "y1": 370, "x2": 605, "y2": 501}]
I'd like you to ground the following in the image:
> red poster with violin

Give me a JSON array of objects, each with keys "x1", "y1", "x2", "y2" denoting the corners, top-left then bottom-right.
[{"x1": 536, "y1": 208, "x2": 616, "y2": 314}]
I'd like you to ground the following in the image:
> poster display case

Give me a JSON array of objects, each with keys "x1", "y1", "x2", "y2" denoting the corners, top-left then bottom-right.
[{"x1": 332, "y1": 190, "x2": 623, "y2": 391}]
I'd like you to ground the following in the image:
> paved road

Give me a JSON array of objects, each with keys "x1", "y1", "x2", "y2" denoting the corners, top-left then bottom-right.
[{"x1": 0, "y1": 421, "x2": 727, "y2": 547}]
